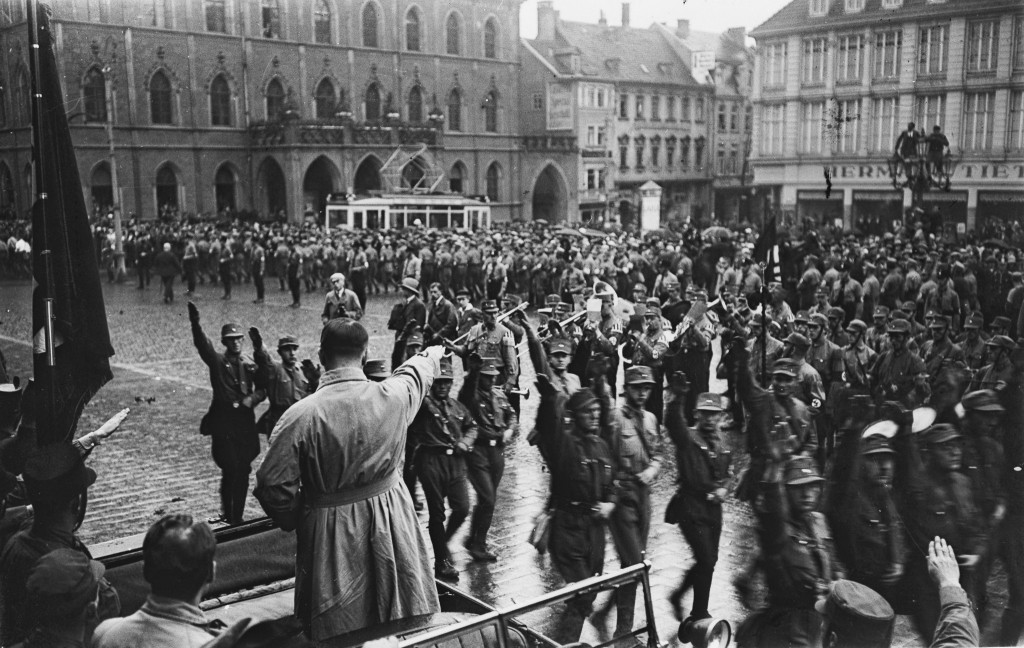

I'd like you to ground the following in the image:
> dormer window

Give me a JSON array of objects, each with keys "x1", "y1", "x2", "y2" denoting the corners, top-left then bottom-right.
[
  {"x1": 605, "y1": 58, "x2": 621, "y2": 73},
  {"x1": 639, "y1": 64, "x2": 651, "y2": 74},
  {"x1": 845, "y1": 0, "x2": 864, "y2": 12},
  {"x1": 882, "y1": 0, "x2": 902, "y2": 6},
  {"x1": 657, "y1": 62, "x2": 673, "y2": 76},
  {"x1": 809, "y1": 0, "x2": 829, "y2": 16}
]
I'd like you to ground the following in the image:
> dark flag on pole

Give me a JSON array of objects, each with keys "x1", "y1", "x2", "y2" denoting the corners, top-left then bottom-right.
[
  {"x1": 752, "y1": 215, "x2": 780, "y2": 285},
  {"x1": 29, "y1": 1, "x2": 114, "y2": 445}
]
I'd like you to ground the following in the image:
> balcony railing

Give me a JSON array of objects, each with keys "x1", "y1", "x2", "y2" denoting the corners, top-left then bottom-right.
[{"x1": 249, "y1": 119, "x2": 442, "y2": 148}]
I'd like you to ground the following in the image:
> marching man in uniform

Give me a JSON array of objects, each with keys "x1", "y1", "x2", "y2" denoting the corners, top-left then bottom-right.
[{"x1": 189, "y1": 302, "x2": 265, "y2": 525}]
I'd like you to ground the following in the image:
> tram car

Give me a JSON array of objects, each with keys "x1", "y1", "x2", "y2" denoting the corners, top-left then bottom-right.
[{"x1": 324, "y1": 194, "x2": 492, "y2": 232}]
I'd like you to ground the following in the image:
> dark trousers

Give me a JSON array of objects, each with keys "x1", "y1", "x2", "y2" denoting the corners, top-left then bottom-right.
[
  {"x1": 288, "y1": 277, "x2": 301, "y2": 305},
  {"x1": 253, "y1": 273, "x2": 265, "y2": 301},
  {"x1": 676, "y1": 514, "x2": 723, "y2": 619},
  {"x1": 160, "y1": 275, "x2": 175, "y2": 302},
  {"x1": 417, "y1": 450, "x2": 470, "y2": 563},
  {"x1": 465, "y1": 443, "x2": 505, "y2": 550},
  {"x1": 550, "y1": 508, "x2": 606, "y2": 644},
  {"x1": 137, "y1": 261, "x2": 150, "y2": 288},
  {"x1": 1001, "y1": 513, "x2": 1024, "y2": 645},
  {"x1": 391, "y1": 339, "x2": 406, "y2": 375},
  {"x1": 220, "y1": 267, "x2": 232, "y2": 297},
  {"x1": 183, "y1": 258, "x2": 197, "y2": 292},
  {"x1": 608, "y1": 480, "x2": 651, "y2": 634},
  {"x1": 208, "y1": 407, "x2": 259, "y2": 525},
  {"x1": 351, "y1": 273, "x2": 367, "y2": 311}
]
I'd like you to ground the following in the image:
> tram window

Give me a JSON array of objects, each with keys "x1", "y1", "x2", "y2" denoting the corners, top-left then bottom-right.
[
  {"x1": 451, "y1": 212, "x2": 465, "y2": 228},
  {"x1": 429, "y1": 212, "x2": 447, "y2": 228},
  {"x1": 391, "y1": 212, "x2": 405, "y2": 229},
  {"x1": 353, "y1": 211, "x2": 364, "y2": 229},
  {"x1": 367, "y1": 210, "x2": 380, "y2": 229}
]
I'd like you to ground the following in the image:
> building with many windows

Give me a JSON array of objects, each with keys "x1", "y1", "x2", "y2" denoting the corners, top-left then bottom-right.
[
  {"x1": 518, "y1": 1, "x2": 714, "y2": 227},
  {"x1": 657, "y1": 20, "x2": 757, "y2": 225},
  {"x1": 750, "y1": 0, "x2": 1024, "y2": 234},
  {"x1": 0, "y1": 0, "x2": 523, "y2": 222}
]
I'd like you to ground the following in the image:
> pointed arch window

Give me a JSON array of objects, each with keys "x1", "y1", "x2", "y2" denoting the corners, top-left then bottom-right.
[
  {"x1": 266, "y1": 78, "x2": 285, "y2": 120},
  {"x1": 314, "y1": 78, "x2": 336, "y2": 119},
  {"x1": 314, "y1": 0, "x2": 332, "y2": 44},
  {"x1": 483, "y1": 91, "x2": 498, "y2": 133},
  {"x1": 210, "y1": 74, "x2": 232, "y2": 126},
  {"x1": 149, "y1": 70, "x2": 173, "y2": 124},
  {"x1": 83, "y1": 66, "x2": 107, "y2": 122},
  {"x1": 365, "y1": 83, "x2": 381, "y2": 121},
  {"x1": 485, "y1": 163, "x2": 500, "y2": 201},
  {"x1": 446, "y1": 13, "x2": 461, "y2": 55},
  {"x1": 362, "y1": 2, "x2": 379, "y2": 48},
  {"x1": 405, "y1": 7, "x2": 421, "y2": 51},
  {"x1": 407, "y1": 86, "x2": 423, "y2": 123},
  {"x1": 484, "y1": 18, "x2": 498, "y2": 58},
  {"x1": 0, "y1": 81, "x2": 6, "y2": 127},
  {"x1": 447, "y1": 88, "x2": 462, "y2": 131},
  {"x1": 14, "y1": 69, "x2": 29, "y2": 126}
]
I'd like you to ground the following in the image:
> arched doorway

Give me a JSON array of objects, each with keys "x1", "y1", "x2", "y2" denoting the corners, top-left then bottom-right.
[
  {"x1": 256, "y1": 157, "x2": 287, "y2": 218},
  {"x1": 353, "y1": 156, "x2": 382, "y2": 195},
  {"x1": 214, "y1": 164, "x2": 237, "y2": 213},
  {"x1": 303, "y1": 156, "x2": 341, "y2": 217},
  {"x1": 531, "y1": 164, "x2": 567, "y2": 223},
  {"x1": 90, "y1": 162, "x2": 113, "y2": 211},
  {"x1": 401, "y1": 156, "x2": 426, "y2": 190}
]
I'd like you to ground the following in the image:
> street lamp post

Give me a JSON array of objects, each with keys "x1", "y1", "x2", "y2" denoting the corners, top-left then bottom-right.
[
  {"x1": 887, "y1": 130, "x2": 957, "y2": 234},
  {"x1": 102, "y1": 62, "x2": 126, "y2": 282}
]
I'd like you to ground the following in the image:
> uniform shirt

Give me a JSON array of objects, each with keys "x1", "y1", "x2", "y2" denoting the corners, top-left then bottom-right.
[
  {"x1": 921, "y1": 337, "x2": 966, "y2": 379},
  {"x1": 610, "y1": 403, "x2": 662, "y2": 477},
  {"x1": 841, "y1": 343, "x2": 877, "y2": 390},
  {"x1": 549, "y1": 370, "x2": 581, "y2": 398},
  {"x1": 409, "y1": 394, "x2": 478, "y2": 450},
  {"x1": 748, "y1": 335, "x2": 785, "y2": 386},
  {"x1": 665, "y1": 396, "x2": 730, "y2": 524},
  {"x1": 805, "y1": 338, "x2": 844, "y2": 392},
  {"x1": 865, "y1": 325, "x2": 890, "y2": 355},
  {"x1": 795, "y1": 360, "x2": 826, "y2": 408},
  {"x1": 465, "y1": 322, "x2": 518, "y2": 379},
  {"x1": 870, "y1": 347, "x2": 928, "y2": 407},
  {"x1": 191, "y1": 323, "x2": 265, "y2": 407},
  {"x1": 962, "y1": 432, "x2": 1005, "y2": 522},
  {"x1": 459, "y1": 375, "x2": 516, "y2": 444},
  {"x1": 253, "y1": 347, "x2": 310, "y2": 411},
  {"x1": 960, "y1": 336, "x2": 987, "y2": 373}
]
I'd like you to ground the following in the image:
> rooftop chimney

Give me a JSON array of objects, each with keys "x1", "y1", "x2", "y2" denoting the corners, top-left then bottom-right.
[
  {"x1": 676, "y1": 19, "x2": 690, "y2": 39},
  {"x1": 598, "y1": 10, "x2": 607, "y2": 27},
  {"x1": 538, "y1": 0, "x2": 557, "y2": 41},
  {"x1": 621, "y1": 2, "x2": 630, "y2": 28}
]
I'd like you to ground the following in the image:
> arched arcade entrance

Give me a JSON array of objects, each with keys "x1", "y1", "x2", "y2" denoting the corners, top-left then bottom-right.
[
  {"x1": 531, "y1": 164, "x2": 567, "y2": 223},
  {"x1": 353, "y1": 156, "x2": 382, "y2": 195},
  {"x1": 256, "y1": 157, "x2": 287, "y2": 218},
  {"x1": 303, "y1": 155, "x2": 341, "y2": 218}
]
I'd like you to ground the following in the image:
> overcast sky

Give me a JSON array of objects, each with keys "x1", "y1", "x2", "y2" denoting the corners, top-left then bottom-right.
[{"x1": 517, "y1": 0, "x2": 794, "y2": 40}]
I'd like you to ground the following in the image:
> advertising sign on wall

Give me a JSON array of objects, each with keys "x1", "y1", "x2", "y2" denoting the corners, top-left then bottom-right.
[{"x1": 546, "y1": 83, "x2": 574, "y2": 131}]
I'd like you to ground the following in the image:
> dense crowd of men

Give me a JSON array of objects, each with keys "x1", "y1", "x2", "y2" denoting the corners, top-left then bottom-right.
[{"x1": 4, "y1": 210, "x2": 1024, "y2": 647}]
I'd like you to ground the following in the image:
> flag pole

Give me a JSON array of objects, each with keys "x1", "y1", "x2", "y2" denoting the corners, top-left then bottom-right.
[
  {"x1": 760, "y1": 283, "x2": 768, "y2": 386},
  {"x1": 26, "y1": 0, "x2": 59, "y2": 430}
]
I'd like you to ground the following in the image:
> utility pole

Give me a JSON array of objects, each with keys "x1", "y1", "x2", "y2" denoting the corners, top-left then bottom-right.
[{"x1": 103, "y1": 60, "x2": 125, "y2": 282}]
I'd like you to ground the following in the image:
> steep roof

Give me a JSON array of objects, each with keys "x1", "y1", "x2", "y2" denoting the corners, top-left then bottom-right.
[
  {"x1": 752, "y1": 0, "x2": 1018, "y2": 37},
  {"x1": 526, "y1": 19, "x2": 702, "y2": 87}
]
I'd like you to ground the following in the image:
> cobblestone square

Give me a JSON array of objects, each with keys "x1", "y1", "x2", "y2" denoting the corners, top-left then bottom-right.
[{"x1": 0, "y1": 278, "x2": 1005, "y2": 646}]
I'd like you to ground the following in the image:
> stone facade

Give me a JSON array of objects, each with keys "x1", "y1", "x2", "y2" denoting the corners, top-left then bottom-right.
[
  {"x1": 0, "y1": 0, "x2": 523, "y2": 223},
  {"x1": 750, "y1": 0, "x2": 1024, "y2": 235},
  {"x1": 518, "y1": 1, "x2": 715, "y2": 228}
]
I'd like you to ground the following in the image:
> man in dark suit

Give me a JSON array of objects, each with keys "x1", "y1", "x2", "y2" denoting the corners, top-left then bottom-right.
[
  {"x1": 390, "y1": 277, "x2": 427, "y2": 371},
  {"x1": 424, "y1": 282, "x2": 458, "y2": 346}
]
